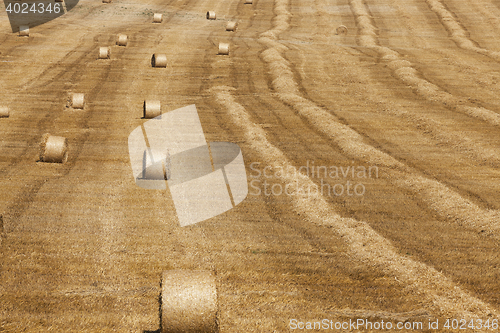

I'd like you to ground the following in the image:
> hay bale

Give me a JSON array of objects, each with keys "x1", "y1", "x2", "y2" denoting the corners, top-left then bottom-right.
[
  {"x1": 19, "y1": 26, "x2": 29, "y2": 37},
  {"x1": 142, "y1": 148, "x2": 170, "y2": 180},
  {"x1": 0, "y1": 106, "x2": 9, "y2": 118},
  {"x1": 151, "y1": 53, "x2": 167, "y2": 67},
  {"x1": 143, "y1": 100, "x2": 161, "y2": 119},
  {"x1": 98, "y1": 47, "x2": 110, "y2": 59},
  {"x1": 161, "y1": 270, "x2": 218, "y2": 333},
  {"x1": 71, "y1": 93, "x2": 85, "y2": 109},
  {"x1": 153, "y1": 13, "x2": 163, "y2": 23},
  {"x1": 206, "y1": 11, "x2": 216, "y2": 20},
  {"x1": 40, "y1": 134, "x2": 68, "y2": 163},
  {"x1": 226, "y1": 21, "x2": 237, "y2": 31},
  {"x1": 218, "y1": 43, "x2": 229, "y2": 55},
  {"x1": 244, "y1": 0, "x2": 253, "y2": 3},
  {"x1": 336, "y1": 25, "x2": 348, "y2": 35},
  {"x1": 116, "y1": 34, "x2": 128, "y2": 46},
  {"x1": 102, "y1": 0, "x2": 112, "y2": 3}
]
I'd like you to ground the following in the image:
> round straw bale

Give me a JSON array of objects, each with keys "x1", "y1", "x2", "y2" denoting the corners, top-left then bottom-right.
[
  {"x1": 226, "y1": 21, "x2": 237, "y2": 31},
  {"x1": 336, "y1": 25, "x2": 348, "y2": 35},
  {"x1": 71, "y1": 93, "x2": 85, "y2": 109},
  {"x1": 151, "y1": 54, "x2": 167, "y2": 68},
  {"x1": 218, "y1": 43, "x2": 229, "y2": 55},
  {"x1": 116, "y1": 34, "x2": 128, "y2": 46},
  {"x1": 99, "y1": 47, "x2": 110, "y2": 59},
  {"x1": 19, "y1": 26, "x2": 29, "y2": 37},
  {"x1": 153, "y1": 13, "x2": 163, "y2": 23},
  {"x1": 40, "y1": 134, "x2": 68, "y2": 163},
  {"x1": 0, "y1": 107, "x2": 9, "y2": 118},
  {"x1": 143, "y1": 100, "x2": 161, "y2": 119},
  {"x1": 206, "y1": 11, "x2": 216, "y2": 20},
  {"x1": 143, "y1": 149, "x2": 169, "y2": 180},
  {"x1": 161, "y1": 270, "x2": 218, "y2": 333},
  {"x1": 244, "y1": 0, "x2": 253, "y2": 4},
  {"x1": 102, "y1": 0, "x2": 112, "y2": 3}
]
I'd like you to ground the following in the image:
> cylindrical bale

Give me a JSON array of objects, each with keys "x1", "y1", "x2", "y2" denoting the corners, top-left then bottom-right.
[
  {"x1": 161, "y1": 270, "x2": 218, "y2": 333},
  {"x1": 206, "y1": 11, "x2": 216, "y2": 20},
  {"x1": 142, "y1": 148, "x2": 170, "y2": 180},
  {"x1": 102, "y1": 0, "x2": 112, "y2": 3},
  {"x1": 40, "y1": 134, "x2": 68, "y2": 163},
  {"x1": 0, "y1": 107, "x2": 9, "y2": 118},
  {"x1": 226, "y1": 21, "x2": 237, "y2": 31},
  {"x1": 143, "y1": 100, "x2": 161, "y2": 119},
  {"x1": 218, "y1": 43, "x2": 229, "y2": 55},
  {"x1": 151, "y1": 54, "x2": 167, "y2": 68},
  {"x1": 19, "y1": 26, "x2": 29, "y2": 37},
  {"x1": 99, "y1": 47, "x2": 110, "y2": 59},
  {"x1": 153, "y1": 13, "x2": 163, "y2": 23},
  {"x1": 244, "y1": 0, "x2": 253, "y2": 4},
  {"x1": 116, "y1": 34, "x2": 128, "y2": 46},
  {"x1": 336, "y1": 25, "x2": 348, "y2": 35},
  {"x1": 71, "y1": 93, "x2": 85, "y2": 109}
]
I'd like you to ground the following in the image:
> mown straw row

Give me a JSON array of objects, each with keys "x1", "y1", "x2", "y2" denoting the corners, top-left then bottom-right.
[
  {"x1": 349, "y1": 0, "x2": 500, "y2": 128},
  {"x1": 382, "y1": 107, "x2": 500, "y2": 168},
  {"x1": 258, "y1": 9, "x2": 405, "y2": 170},
  {"x1": 208, "y1": 84, "x2": 499, "y2": 320},
  {"x1": 257, "y1": 0, "x2": 500, "y2": 239},
  {"x1": 345, "y1": 0, "x2": 500, "y2": 237},
  {"x1": 424, "y1": 0, "x2": 500, "y2": 61},
  {"x1": 242, "y1": 0, "x2": 499, "y2": 318},
  {"x1": 461, "y1": 0, "x2": 500, "y2": 36}
]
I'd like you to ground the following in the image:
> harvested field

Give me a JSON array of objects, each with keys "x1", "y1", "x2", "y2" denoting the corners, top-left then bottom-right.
[{"x1": 0, "y1": 0, "x2": 499, "y2": 331}]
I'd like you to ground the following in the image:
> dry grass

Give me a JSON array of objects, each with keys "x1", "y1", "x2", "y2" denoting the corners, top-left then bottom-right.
[
  {"x1": 208, "y1": 85, "x2": 499, "y2": 320},
  {"x1": 341, "y1": 0, "x2": 500, "y2": 237},
  {"x1": 424, "y1": 0, "x2": 500, "y2": 60},
  {"x1": 258, "y1": 0, "x2": 500, "y2": 242},
  {"x1": 241, "y1": 0, "x2": 500, "y2": 317},
  {"x1": 348, "y1": 0, "x2": 500, "y2": 129}
]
